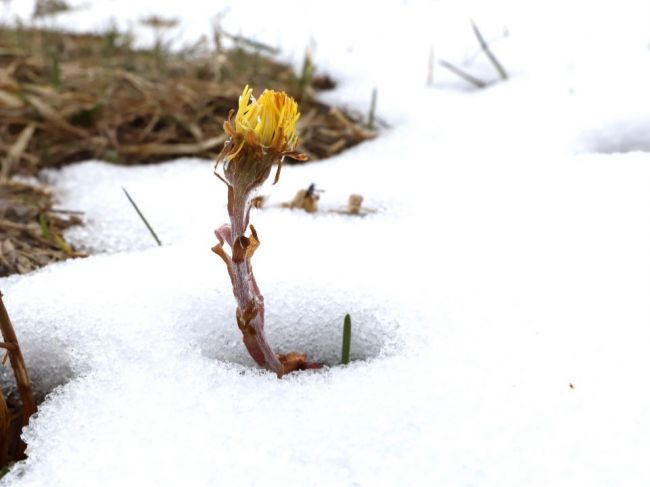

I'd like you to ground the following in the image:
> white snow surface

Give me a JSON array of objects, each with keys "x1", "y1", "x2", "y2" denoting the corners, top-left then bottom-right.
[{"x1": 2, "y1": 0, "x2": 650, "y2": 485}]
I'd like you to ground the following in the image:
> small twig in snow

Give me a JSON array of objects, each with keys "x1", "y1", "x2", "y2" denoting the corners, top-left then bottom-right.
[
  {"x1": 220, "y1": 31, "x2": 279, "y2": 54},
  {"x1": 438, "y1": 59, "x2": 487, "y2": 88},
  {"x1": 427, "y1": 47, "x2": 435, "y2": 87},
  {"x1": 471, "y1": 20, "x2": 508, "y2": 80},
  {"x1": 366, "y1": 87, "x2": 378, "y2": 130}
]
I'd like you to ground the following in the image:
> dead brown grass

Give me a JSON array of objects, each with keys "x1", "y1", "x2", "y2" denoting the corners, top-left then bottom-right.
[
  {"x1": 0, "y1": 24, "x2": 375, "y2": 277},
  {"x1": 0, "y1": 25, "x2": 375, "y2": 176},
  {"x1": 0, "y1": 180, "x2": 83, "y2": 275}
]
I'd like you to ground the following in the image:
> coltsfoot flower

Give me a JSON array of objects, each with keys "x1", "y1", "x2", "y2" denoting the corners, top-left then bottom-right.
[
  {"x1": 234, "y1": 86, "x2": 300, "y2": 152},
  {"x1": 217, "y1": 86, "x2": 306, "y2": 198},
  {"x1": 222, "y1": 85, "x2": 306, "y2": 166},
  {"x1": 212, "y1": 86, "x2": 317, "y2": 377}
]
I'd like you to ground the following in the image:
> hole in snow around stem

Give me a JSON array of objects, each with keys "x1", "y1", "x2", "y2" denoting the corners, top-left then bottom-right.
[{"x1": 187, "y1": 283, "x2": 400, "y2": 369}]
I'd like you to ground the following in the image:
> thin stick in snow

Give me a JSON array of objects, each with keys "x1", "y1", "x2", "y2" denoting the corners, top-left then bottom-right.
[
  {"x1": 427, "y1": 47, "x2": 435, "y2": 87},
  {"x1": 471, "y1": 20, "x2": 508, "y2": 80},
  {"x1": 366, "y1": 87, "x2": 377, "y2": 130},
  {"x1": 438, "y1": 59, "x2": 487, "y2": 88}
]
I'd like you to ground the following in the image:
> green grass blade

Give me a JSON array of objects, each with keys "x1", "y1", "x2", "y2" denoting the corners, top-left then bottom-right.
[
  {"x1": 38, "y1": 213, "x2": 50, "y2": 239},
  {"x1": 50, "y1": 51, "x2": 61, "y2": 89},
  {"x1": 121, "y1": 186, "x2": 162, "y2": 246},
  {"x1": 341, "y1": 314, "x2": 352, "y2": 365}
]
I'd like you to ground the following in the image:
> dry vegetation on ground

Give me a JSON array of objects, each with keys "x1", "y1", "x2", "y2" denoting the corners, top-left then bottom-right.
[{"x1": 0, "y1": 21, "x2": 376, "y2": 276}]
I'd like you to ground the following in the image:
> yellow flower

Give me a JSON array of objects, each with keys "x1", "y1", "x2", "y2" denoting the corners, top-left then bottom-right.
[
  {"x1": 233, "y1": 85, "x2": 300, "y2": 153},
  {"x1": 218, "y1": 85, "x2": 307, "y2": 187}
]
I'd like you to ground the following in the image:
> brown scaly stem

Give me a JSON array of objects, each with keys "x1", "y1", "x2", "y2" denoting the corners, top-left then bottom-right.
[
  {"x1": 213, "y1": 178, "x2": 320, "y2": 377},
  {"x1": 212, "y1": 86, "x2": 320, "y2": 377},
  {"x1": 0, "y1": 291, "x2": 36, "y2": 458},
  {"x1": 214, "y1": 189, "x2": 282, "y2": 375}
]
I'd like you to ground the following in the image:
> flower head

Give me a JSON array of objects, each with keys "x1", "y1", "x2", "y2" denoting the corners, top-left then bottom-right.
[
  {"x1": 218, "y1": 85, "x2": 306, "y2": 192},
  {"x1": 228, "y1": 85, "x2": 302, "y2": 156}
]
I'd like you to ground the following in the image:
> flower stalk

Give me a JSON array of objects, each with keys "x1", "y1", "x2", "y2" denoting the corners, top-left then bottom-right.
[
  {"x1": 0, "y1": 291, "x2": 36, "y2": 459},
  {"x1": 212, "y1": 86, "x2": 318, "y2": 377}
]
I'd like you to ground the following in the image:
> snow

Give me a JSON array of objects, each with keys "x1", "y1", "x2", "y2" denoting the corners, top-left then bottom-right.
[{"x1": 2, "y1": 0, "x2": 650, "y2": 485}]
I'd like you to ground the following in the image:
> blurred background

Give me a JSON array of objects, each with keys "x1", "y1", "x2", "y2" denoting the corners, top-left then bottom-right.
[{"x1": 2, "y1": 0, "x2": 650, "y2": 276}]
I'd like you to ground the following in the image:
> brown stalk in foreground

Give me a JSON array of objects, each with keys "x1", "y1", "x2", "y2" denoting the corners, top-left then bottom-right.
[
  {"x1": 0, "y1": 292, "x2": 36, "y2": 458},
  {"x1": 0, "y1": 388, "x2": 10, "y2": 466},
  {"x1": 212, "y1": 86, "x2": 320, "y2": 377}
]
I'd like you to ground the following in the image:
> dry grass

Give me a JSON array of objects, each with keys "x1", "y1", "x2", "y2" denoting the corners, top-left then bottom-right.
[
  {"x1": 0, "y1": 180, "x2": 83, "y2": 275},
  {"x1": 0, "y1": 24, "x2": 376, "y2": 276},
  {"x1": 0, "y1": 25, "x2": 375, "y2": 176}
]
